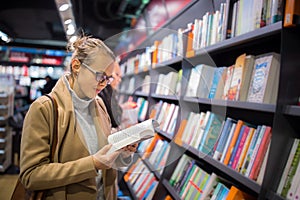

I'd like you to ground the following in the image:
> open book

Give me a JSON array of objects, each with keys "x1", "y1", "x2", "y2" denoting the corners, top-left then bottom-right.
[{"x1": 107, "y1": 119, "x2": 159, "y2": 154}]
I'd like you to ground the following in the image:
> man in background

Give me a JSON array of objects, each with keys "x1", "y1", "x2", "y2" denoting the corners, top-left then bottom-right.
[{"x1": 40, "y1": 75, "x2": 57, "y2": 95}]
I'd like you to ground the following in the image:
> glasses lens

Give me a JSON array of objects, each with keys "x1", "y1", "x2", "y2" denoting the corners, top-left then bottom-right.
[{"x1": 96, "y1": 73, "x2": 106, "y2": 83}]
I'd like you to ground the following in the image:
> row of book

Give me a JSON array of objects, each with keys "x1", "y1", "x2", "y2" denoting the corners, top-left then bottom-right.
[
  {"x1": 124, "y1": 158, "x2": 159, "y2": 200},
  {"x1": 169, "y1": 154, "x2": 256, "y2": 200},
  {"x1": 175, "y1": 110, "x2": 271, "y2": 182},
  {"x1": 120, "y1": 0, "x2": 282, "y2": 74},
  {"x1": 155, "y1": 70, "x2": 182, "y2": 96},
  {"x1": 138, "y1": 134, "x2": 171, "y2": 175},
  {"x1": 230, "y1": 0, "x2": 282, "y2": 38},
  {"x1": 277, "y1": 138, "x2": 300, "y2": 199},
  {"x1": 149, "y1": 100, "x2": 179, "y2": 136},
  {"x1": 132, "y1": 134, "x2": 253, "y2": 199},
  {"x1": 120, "y1": 51, "x2": 280, "y2": 105},
  {"x1": 185, "y1": 52, "x2": 280, "y2": 104},
  {"x1": 136, "y1": 97, "x2": 149, "y2": 122}
]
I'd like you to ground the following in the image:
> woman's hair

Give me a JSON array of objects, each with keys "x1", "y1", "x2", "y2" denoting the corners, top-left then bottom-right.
[{"x1": 67, "y1": 34, "x2": 115, "y2": 65}]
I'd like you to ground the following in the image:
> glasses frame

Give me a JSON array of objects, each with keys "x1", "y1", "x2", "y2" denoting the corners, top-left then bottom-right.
[{"x1": 82, "y1": 62, "x2": 114, "y2": 84}]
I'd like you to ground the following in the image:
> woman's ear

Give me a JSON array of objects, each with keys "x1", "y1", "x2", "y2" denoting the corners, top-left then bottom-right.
[{"x1": 71, "y1": 59, "x2": 81, "y2": 73}]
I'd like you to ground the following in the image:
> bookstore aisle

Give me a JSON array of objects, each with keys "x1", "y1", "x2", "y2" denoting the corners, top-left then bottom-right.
[{"x1": 116, "y1": 0, "x2": 300, "y2": 200}]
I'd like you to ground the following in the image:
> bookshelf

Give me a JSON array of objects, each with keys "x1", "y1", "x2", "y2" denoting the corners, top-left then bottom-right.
[
  {"x1": 116, "y1": 0, "x2": 297, "y2": 199},
  {"x1": 0, "y1": 74, "x2": 14, "y2": 172}
]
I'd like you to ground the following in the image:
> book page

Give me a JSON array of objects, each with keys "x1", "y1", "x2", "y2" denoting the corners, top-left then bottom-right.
[{"x1": 107, "y1": 119, "x2": 159, "y2": 154}]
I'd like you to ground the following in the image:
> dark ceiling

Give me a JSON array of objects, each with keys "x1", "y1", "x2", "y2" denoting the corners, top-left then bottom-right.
[{"x1": 0, "y1": 0, "x2": 149, "y2": 50}]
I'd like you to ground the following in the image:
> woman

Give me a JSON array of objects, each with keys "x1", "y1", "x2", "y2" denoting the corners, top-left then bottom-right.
[{"x1": 19, "y1": 35, "x2": 136, "y2": 199}]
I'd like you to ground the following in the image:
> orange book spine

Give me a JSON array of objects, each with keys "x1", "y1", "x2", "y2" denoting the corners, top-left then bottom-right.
[
  {"x1": 152, "y1": 40, "x2": 160, "y2": 67},
  {"x1": 124, "y1": 161, "x2": 138, "y2": 182},
  {"x1": 223, "y1": 120, "x2": 244, "y2": 165},
  {"x1": 142, "y1": 134, "x2": 161, "y2": 159},
  {"x1": 284, "y1": 0, "x2": 300, "y2": 27},
  {"x1": 174, "y1": 119, "x2": 188, "y2": 145},
  {"x1": 186, "y1": 24, "x2": 195, "y2": 58}
]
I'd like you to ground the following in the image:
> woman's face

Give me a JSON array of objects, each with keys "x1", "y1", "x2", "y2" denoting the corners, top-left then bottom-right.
[{"x1": 75, "y1": 55, "x2": 114, "y2": 99}]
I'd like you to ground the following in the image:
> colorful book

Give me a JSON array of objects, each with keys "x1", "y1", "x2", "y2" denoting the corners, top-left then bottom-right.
[
  {"x1": 199, "y1": 113, "x2": 223, "y2": 155},
  {"x1": 213, "y1": 117, "x2": 234, "y2": 161},
  {"x1": 240, "y1": 126, "x2": 261, "y2": 175},
  {"x1": 223, "y1": 120, "x2": 244, "y2": 165},
  {"x1": 236, "y1": 127, "x2": 256, "y2": 172},
  {"x1": 249, "y1": 126, "x2": 272, "y2": 180},
  {"x1": 247, "y1": 52, "x2": 280, "y2": 104},
  {"x1": 284, "y1": 0, "x2": 300, "y2": 27},
  {"x1": 277, "y1": 139, "x2": 300, "y2": 194}
]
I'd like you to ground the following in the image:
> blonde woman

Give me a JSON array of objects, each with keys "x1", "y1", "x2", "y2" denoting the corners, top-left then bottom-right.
[{"x1": 19, "y1": 35, "x2": 136, "y2": 200}]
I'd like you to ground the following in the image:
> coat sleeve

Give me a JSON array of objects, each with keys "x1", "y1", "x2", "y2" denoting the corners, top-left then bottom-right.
[{"x1": 19, "y1": 96, "x2": 98, "y2": 190}]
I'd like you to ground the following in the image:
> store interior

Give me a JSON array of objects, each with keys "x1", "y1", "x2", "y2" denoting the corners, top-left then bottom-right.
[{"x1": 1, "y1": 0, "x2": 300, "y2": 200}]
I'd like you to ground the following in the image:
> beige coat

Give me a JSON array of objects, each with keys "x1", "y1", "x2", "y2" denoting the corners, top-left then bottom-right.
[{"x1": 20, "y1": 76, "x2": 128, "y2": 200}]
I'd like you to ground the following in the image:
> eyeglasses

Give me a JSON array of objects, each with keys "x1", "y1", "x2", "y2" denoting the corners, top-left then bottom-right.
[{"x1": 82, "y1": 63, "x2": 114, "y2": 84}]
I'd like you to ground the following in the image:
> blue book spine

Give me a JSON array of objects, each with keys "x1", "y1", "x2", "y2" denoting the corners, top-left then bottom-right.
[{"x1": 228, "y1": 125, "x2": 246, "y2": 167}]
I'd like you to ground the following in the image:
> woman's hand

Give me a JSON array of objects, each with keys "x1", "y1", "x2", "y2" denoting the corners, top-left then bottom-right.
[
  {"x1": 121, "y1": 143, "x2": 138, "y2": 158},
  {"x1": 92, "y1": 144, "x2": 120, "y2": 170}
]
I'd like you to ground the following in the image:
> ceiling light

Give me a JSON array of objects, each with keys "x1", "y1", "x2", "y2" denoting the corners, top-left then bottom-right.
[
  {"x1": 66, "y1": 27, "x2": 75, "y2": 35},
  {"x1": 69, "y1": 36, "x2": 77, "y2": 43},
  {"x1": 64, "y1": 19, "x2": 72, "y2": 24},
  {"x1": 0, "y1": 30, "x2": 11, "y2": 43},
  {"x1": 59, "y1": 4, "x2": 70, "y2": 12}
]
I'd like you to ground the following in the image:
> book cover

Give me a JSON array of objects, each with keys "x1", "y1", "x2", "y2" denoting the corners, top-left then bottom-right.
[
  {"x1": 186, "y1": 64, "x2": 203, "y2": 97},
  {"x1": 169, "y1": 155, "x2": 190, "y2": 186},
  {"x1": 181, "y1": 112, "x2": 196, "y2": 144},
  {"x1": 228, "y1": 124, "x2": 247, "y2": 168},
  {"x1": 213, "y1": 117, "x2": 234, "y2": 161},
  {"x1": 194, "y1": 111, "x2": 211, "y2": 149},
  {"x1": 281, "y1": 139, "x2": 300, "y2": 197},
  {"x1": 226, "y1": 186, "x2": 256, "y2": 200},
  {"x1": 166, "y1": 105, "x2": 179, "y2": 135},
  {"x1": 227, "y1": 53, "x2": 246, "y2": 101},
  {"x1": 277, "y1": 139, "x2": 300, "y2": 194},
  {"x1": 186, "y1": 113, "x2": 202, "y2": 145},
  {"x1": 107, "y1": 119, "x2": 159, "y2": 154},
  {"x1": 239, "y1": 55, "x2": 255, "y2": 101},
  {"x1": 200, "y1": 173, "x2": 219, "y2": 200},
  {"x1": 223, "y1": 120, "x2": 244, "y2": 165},
  {"x1": 199, "y1": 113, "x2": 223, "y2": 155},
  {"x1": 284, "y1": 0, "x2": 300, "y2": 27},
  {"x1": 193, "y1": 172, "x2": 210, "y2": 199},
  {"x1": 208, "y1": 67, "x2": 226, "y2": 99},
  {"x1": 287, "y1": 150, "x2": 300, "y2": 199},
  {"x1": 174, "y1": 119, "x2": 187, "y2": 145},
  {"x1": 220, "y1": 122, "x2": 237, "y2": 163},
  {"x1": 247, "y1": 52, "x2": 280, "y2": 104},
  {"x1": 249, "y1": 126, "x2": 272, "y2": 180},
  {"x1": 222, "y1": 65, "x2": 234, "y2": 100},
  {"x1": 240, "y1": 126, "x2": 261, "y2": 175},
  {"x1": 245, "y1": 125, "x2": 266, "y2": 177},
  {"x1": 231, "y1": 125, "x2": 251, "y2": 170},
  {"x1": 214, "y1": 66, "x2": 228, "y2": 99},
  {"x1": 236, "y1": 127, "x2": 256, "y2": 172},
  {"x1": 198, "y1": 64, "x2": 216, "y2": 98},
  {"x1": 256, "y1": 142, "x2": 271, "y2": 185},
  {"x1": 185, "y1": 168, "x2": 205, "y2": 199},
  {"x1": 177, "y1": 161, "x2": 196, "y2": 194},
  {"x1": 174, "y1": 159, "x2": 194, "y2": 191},
  {"x1": 181, "y1": 166, "x2": 200, "y2": 199}
]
